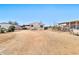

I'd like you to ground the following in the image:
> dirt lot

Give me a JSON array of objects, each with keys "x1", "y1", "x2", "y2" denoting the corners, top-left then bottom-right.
[{"x1": 0, "y1": 30, "x2": 79, "y2": 55}]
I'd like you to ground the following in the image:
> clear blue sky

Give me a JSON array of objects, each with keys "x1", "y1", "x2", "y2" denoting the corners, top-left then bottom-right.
[{"x1": 0, "y1": 4, "x2": 79, "y2": 25}]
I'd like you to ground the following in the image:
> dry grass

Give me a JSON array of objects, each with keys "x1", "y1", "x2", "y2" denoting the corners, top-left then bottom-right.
[
  {"x1": 0, "y1": 33, "x2": 16, "y2": 43},
  {"x1": 0, "y1": 30, "x2": 79, "y2": 55}
]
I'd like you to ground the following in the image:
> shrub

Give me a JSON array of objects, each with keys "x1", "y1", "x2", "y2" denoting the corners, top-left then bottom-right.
[
  {"x1": 44, "y1": 27, "x2": 48, "y2": 30},
  {"x1": 0, "y1": 28, "x2": 7, "y2": 33},
  {"x1": 8, "y1": 26, "x2": 15, "y2": 32},
  {"x1": 32, "y1": 27, "x2": 37, "y2": 30}
]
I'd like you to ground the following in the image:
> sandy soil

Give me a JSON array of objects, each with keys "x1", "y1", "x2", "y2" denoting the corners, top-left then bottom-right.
[{"x1": 0, "y1": 30, "x2": 79, "y2": 55}]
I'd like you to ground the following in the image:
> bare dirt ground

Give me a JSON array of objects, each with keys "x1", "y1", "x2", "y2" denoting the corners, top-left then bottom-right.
[{"x1": 0, "y1": 30, "x2": 79, "y2": 55}]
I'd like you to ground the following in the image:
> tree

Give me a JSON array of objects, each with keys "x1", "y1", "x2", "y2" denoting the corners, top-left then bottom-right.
[
  {"x1": 8, "y1": 21, "x2": 12, "y2": 24},
  {"x1": 8, "y1": 21, "x2": 18, "y2": 25},
  {"x1": 13, "y1": 21, "x2": 18, "y2": 25},
  {"x1": 44, "y1": 27, "x2": 48, "y2": 30}
]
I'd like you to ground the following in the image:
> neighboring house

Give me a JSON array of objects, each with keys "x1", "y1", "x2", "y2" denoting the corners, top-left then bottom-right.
[
  {"x1": 21, "y1": 25, "x2": 31, "y2": 30},
  {"x1": 58, "y1": 20, "x2": 79, "y2": 29},
  {"x1": 21, "y1": 22, "x2": 44, "y2": 30},
  {"x1": 14, "y1": 25, "x2": 22, "y2": 30},
  {"x1": 57, "y1": 20, "x2": 79, "y2": 32},
  {"x1": 29, "y1": 22, "x2": 44, "y2": 30}
]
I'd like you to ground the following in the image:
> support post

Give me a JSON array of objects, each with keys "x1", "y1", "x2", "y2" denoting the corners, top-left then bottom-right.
[
  {"x1": 69, "y1": 22, "x2": 71, "y2": 29},
  {"x1": 75, "y1": 21, "x2": 78, "y2": 29}
]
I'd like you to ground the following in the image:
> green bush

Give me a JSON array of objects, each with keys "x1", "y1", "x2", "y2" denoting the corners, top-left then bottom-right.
[
  {"x1": 0, "y1": 28, "x2": 7, "y2": 33},
  {"x1": 44, "y1": 27, "x2": 48, "y2": 30},
  {"x1": 8, "y1": 26, "x2": 15, "y2": 32}
]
